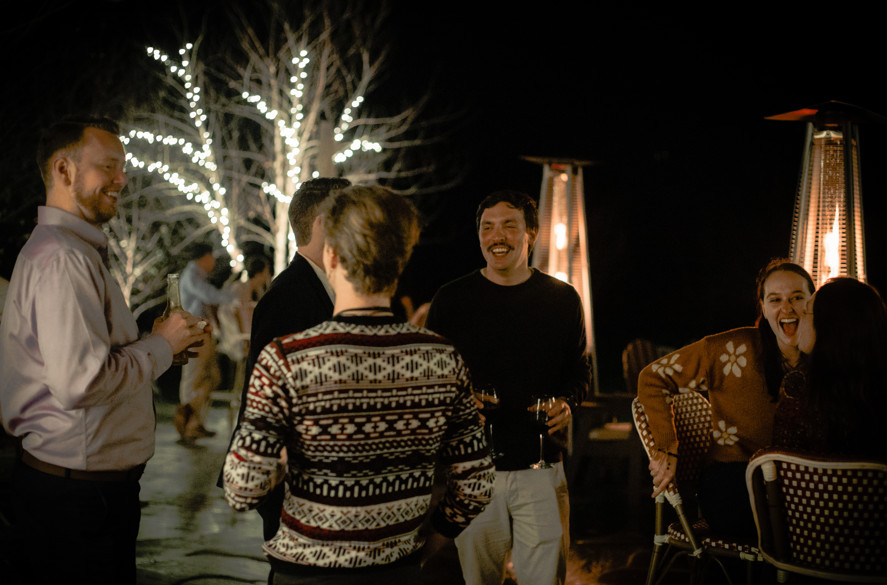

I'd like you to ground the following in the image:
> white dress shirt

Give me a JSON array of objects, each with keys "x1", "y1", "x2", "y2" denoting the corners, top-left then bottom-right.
[{"x1": 0, "y1": 206, "x2": 172, "y2": 470}]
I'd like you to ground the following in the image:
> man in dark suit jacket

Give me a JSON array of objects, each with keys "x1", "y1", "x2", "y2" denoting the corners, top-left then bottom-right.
[{"x1": 222, "y1": 177, "x2": 351, "y2": 540}]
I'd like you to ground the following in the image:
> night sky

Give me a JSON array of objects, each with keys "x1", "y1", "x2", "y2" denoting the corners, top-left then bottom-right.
[{"x1": 3, "y1": 1, "x2": 886, "y2": 390}]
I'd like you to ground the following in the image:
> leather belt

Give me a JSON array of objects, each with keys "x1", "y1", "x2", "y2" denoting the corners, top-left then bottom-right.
[{"x1": 22, "y1": 451, "x2": 145, "y2": 482}]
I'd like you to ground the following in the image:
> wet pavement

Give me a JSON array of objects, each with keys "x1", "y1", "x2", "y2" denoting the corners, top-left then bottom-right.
[
  {"x1": 133, "y1": 399, "x2": 662, "y2": 585},
  {"x1": 1, "y1": 397, "x2": 704, "y2": 585},
  {"x1": 135, "y1": 400, "x2": 268, "y2": 585}
]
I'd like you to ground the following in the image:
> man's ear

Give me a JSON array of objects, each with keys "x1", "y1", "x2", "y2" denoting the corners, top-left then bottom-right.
[
  {"x1": 311, "y1": 214, "x2": 325, "y2": 240},
  {"x1": 527, "y1": 228, "x2": 538, "y2": 250},
  {"x1": 52, "y1": 156, "x2": 74, "y2": 187},
  {"x1": 323, "y1": 243, "x2": 338, "y2": 272}
]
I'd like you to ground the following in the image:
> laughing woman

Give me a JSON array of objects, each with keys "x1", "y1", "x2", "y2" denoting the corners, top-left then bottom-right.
[{"x1": 636, "y1": 258, "x2": 815, "y2": 538}]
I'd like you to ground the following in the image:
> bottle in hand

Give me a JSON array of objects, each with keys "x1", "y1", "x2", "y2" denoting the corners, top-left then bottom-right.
[{"x1": 163, "y1": 273, "x2": 189, "y2": 365}]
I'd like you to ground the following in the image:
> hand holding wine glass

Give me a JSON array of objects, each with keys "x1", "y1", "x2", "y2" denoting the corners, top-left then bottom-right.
[
  {"x1": 474, "y1": 384, "x2": 499, "y2": 424},
  {"x1": 473, "y1": 384, "x2": 501, "y2": 460},
  {"x1": 529, "y1": 395, "x2": 555, "y2": 469}
]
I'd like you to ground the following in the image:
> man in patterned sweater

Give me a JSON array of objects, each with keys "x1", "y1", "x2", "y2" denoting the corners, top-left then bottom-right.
[{"x1": 224, "y1": 186, "x2": 494, "y2": 583}]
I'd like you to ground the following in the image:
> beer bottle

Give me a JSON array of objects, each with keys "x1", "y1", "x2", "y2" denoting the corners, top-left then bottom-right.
[{"x1": 164, "y1": 273, "x2": 189, "y2": 365}]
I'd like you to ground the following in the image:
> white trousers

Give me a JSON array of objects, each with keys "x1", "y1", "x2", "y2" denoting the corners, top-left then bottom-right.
[{"x1": 455, "y1": 462, "x2": 569, "y2": 585}]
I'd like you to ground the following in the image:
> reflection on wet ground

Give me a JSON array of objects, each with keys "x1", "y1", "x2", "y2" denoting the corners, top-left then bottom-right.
[
  {"x1": 2, "y1": 398, "x2": 721, "y2": 584},
  {"x1": 137, "y1": 401, "x2": 267, "y2": 584},
  {"x1": 135, "y1": 400, "x2": 663, "y2": 585}
]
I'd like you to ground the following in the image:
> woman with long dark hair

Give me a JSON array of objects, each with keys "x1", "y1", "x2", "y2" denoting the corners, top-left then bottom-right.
[
  {"x1": 637, "y1": 258, "x2": 815, "y2": 537},
  {"x1": 774, "y1": 277, "x2": 887, "y2": 461}
]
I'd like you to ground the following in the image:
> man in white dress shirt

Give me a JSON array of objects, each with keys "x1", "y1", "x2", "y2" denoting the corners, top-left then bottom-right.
[{"x1": 0, "y1": 118, "x2": 205, "y2": 585}]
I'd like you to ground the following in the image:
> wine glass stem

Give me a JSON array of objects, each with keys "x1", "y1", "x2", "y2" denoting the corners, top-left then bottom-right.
[{"x1": 539, "y1": 433, "x2": 545, "y2": 462}]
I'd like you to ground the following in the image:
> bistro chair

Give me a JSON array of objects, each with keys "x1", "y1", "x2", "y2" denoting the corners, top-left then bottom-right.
[
  {"x1": 632, "y1": 393, "x2": 762, "y2": 585},
  {"x1": 746, "y1": 449, "x2": 887, "y2": 583},
  {"x1": 622, "y1": 338, "x2": 672, "y2": 395}
]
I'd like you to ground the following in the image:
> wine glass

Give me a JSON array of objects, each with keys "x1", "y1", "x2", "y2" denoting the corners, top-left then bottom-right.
[
  {"x1": 529, "y1": 395, "x2": 555, "y2": 469},
  {"x1": 474, "y1": 384, "x2": 501, "y2": 460}
]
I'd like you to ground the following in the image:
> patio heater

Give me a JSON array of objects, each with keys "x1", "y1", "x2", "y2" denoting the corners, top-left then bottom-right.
[
  {"x1": 523, "y1": 157, "x2": 599, "y2": 395},
  {"x1": 767, "y1": 101, "x2": 882, "y2": 288}
]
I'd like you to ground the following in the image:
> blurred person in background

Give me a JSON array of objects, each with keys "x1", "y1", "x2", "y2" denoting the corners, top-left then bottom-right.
[{"x1": 175, "y1": 242, "x2": 237, "y2": 443}]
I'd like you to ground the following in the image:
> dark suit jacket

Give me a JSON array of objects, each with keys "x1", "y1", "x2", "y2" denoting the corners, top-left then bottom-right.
[
  {"x1": 220, "y1": 253, "x2": 334, "y2": 538},
  {"x1": 241, "y1": 253, "x2": 334, "y2": 399}
]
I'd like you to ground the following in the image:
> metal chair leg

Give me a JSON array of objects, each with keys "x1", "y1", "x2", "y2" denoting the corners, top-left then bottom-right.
[{"x1": 645, "y1": 492, "x2": 668, "y2": 585}]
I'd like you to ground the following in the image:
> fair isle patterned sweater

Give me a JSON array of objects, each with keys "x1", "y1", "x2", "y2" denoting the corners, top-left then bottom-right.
[
  {"x1": 224, "y1": 315, "x2": 495, "y2": 569},
  {"x1": 637, "y1": 327, "x2": 779, "y2": 464}
]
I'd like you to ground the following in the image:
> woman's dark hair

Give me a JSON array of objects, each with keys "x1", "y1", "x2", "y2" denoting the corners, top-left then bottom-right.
[
  {"x1": 806, "y1": 277, "x2": 887, "y2": 458},
  {"x1": 753, "y1": 258, "x2": 815, "y2": 400}
]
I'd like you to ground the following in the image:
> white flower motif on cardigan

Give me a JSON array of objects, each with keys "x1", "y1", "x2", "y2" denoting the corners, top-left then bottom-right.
[
  {"x1": 719, "y1": 341, "x2": 747, "y2": 377},
  {"x1": 652, "y1": 354, "x2": 683, "y2": 379},
  {"x1": 678, "y1": 379, "x2": 708, "y2": 394},
  {"x1": 712, "y1": 419, "x2": 738, "y2": 445}
]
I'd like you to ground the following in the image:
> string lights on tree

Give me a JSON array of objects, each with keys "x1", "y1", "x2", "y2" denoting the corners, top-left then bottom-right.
[
  {"x1": 123, "y1": 43, "x2": 239, "y2": 265},
  {"x1": 122, "y1": 2, "x2": 432, "y2": 278},
  {"x1": 109, "y1": 2, "x2": 444, "y2": 321}
]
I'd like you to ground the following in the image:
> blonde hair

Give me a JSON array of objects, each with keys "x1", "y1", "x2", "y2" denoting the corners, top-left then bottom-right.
[{"x1": 321, "y1": 186, "x2": 420, "y2": 296}]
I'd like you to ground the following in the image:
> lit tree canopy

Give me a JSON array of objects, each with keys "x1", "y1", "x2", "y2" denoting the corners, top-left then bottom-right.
[{"x1": 123, "y1": 0, "x2": 441, "y2": 275}]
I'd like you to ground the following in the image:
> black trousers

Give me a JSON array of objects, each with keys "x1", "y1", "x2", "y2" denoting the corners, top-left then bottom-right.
[{"x1": 10, "y1": 462, "x2": 142, "y2": 585}]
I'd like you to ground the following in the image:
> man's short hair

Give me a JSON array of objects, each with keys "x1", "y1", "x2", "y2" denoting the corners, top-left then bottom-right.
[
  {"x1": 187, "y1": 242, "x2": 214, "y2": 261},
  {"x1": 475, "y1": 190, "x2": 539, "y2": 234},
  {"x1": 321, "y1": 186, "x2": 420, "y2": 296},
  {"x1": 36, "y1": 117, "x2": 120, "y2": 187},
  {"x1": 288, "y1": 178, "x2": 352, "y2": 246}
]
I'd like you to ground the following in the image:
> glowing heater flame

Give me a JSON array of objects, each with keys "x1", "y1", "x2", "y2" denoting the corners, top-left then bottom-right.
[
  {"x1": 782, "y1": 106, "x2": 869, "y2": 289},
  {"x1": 823, "y1": 207, "x2": 841, "y2": 281},
  {"x1": 554, "y1": 223, "x2": 567, "y2": 250}
]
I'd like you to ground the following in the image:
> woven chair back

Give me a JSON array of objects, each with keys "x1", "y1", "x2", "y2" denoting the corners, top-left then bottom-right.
[
  {"x1": 748, "y1": 450, "x2": 887, "y2": 582},
  {"x1": 632, "y1": 391, "x2": 712, "y2": 495}
]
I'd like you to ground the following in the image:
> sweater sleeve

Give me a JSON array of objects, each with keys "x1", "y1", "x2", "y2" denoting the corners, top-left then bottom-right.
[
  {"x1": 636, "y1": 336, "x2": 715, "y2": 457},
  {"x1": 430, "y1": 354, "x2": 495, "y2": 538},
  {"x1": 224, "y1": 341, "x2": 291, "y2": 511}
]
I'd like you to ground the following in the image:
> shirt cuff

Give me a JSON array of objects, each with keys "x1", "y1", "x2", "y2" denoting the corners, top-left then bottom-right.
[{"x1": 143, "y1": 334, "x2": 174, "y2": 375}]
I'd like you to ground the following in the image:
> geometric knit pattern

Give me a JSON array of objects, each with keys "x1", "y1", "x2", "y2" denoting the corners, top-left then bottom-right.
[{"x1": 224, "y1": 318, "x2": 494, "y2": 569}]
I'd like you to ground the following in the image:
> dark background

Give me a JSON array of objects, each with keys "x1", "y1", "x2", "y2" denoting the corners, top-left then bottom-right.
[{"x1": 3, "y1": 1, "x2": 886, "y2": 391}]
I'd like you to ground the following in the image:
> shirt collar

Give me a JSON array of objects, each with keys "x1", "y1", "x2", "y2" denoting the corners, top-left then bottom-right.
[
  {"x1": 38, "y1": 206, "x2": 108, "y2": 250},
  {"x1": 301, "y1": 253, "x2": 335, "y2": 303}
]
